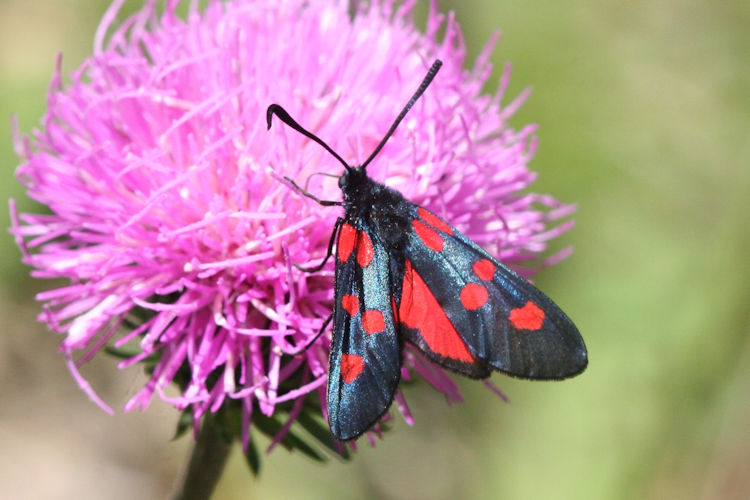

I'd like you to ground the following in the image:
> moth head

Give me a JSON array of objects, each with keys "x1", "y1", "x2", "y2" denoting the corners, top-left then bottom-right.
[{"x1": 338, "y1": 166, "x2": 368, "y2": 193}]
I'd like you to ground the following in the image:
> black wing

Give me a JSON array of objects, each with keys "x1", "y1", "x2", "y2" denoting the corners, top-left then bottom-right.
[
  {"x1": 398, "y1": 206, "x2": 587, "y2": 380},
  {"x1": 327, "y1": 221, "x2": 401, "y2": 441}
]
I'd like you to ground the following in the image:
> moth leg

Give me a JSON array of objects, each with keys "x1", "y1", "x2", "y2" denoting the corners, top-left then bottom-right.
[
  {"x1": 284, "y1": 176, "x2": 343, "y2": 206},
  {"x1": 303, "y1": 172, "x2": 339, "y2": 191},
  {"x1": 296, "y1": 218, "x2": 344, "y2": 273},
  {"x1": 291, "y1": 313, "x2": 333, "y2": 355}
]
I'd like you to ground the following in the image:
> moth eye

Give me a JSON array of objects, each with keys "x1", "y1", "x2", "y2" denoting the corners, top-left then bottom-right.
[{"x1": 338, "y1": 175, "x2": 346, "y2": 189}]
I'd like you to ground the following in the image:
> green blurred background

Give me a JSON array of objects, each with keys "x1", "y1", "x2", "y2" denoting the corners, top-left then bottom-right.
[{"x1": 1, "y1": 1, "x2": 748, "y2": 498}]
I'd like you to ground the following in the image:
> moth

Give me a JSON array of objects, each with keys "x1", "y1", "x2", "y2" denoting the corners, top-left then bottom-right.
[{"x1": 267, "y1": 60, "x2": 587, "y2": 441}]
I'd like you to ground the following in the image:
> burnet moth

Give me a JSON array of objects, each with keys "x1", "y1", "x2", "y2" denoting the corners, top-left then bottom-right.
[{"x1": 267, "y1": 60, "x2": 587, "y2": 441}]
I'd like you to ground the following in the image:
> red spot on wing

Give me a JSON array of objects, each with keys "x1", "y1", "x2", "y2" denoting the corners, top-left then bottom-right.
[
  {"x1": 338, "y1": 223, "x2": 356, "y2": 262},
  {"x1": 473, "y1": 259, "x2": 496, "y2": 281},
  {"x1": 400, "y1": 261, "x2": 475, "y2": 362},
  {"x1": 362, "y1": 310, "x2": 385, "y2": 334},
  {"x1": 509, "y1": 301, "x2": 546, "y2": 330},
  {"x1": 460, "y1": 283, "x2": 488, "y2": 310},
  {"x1": 418, "y1": 208, "x2": 453, "y2": 234},
  {"x1": 340, "y1": 354, "x2": 364, "y2": 383},
  {"x1": 356, "y1": 231, "x2": 374, "y2": 267},
  {"x1": 412, "y1": 220, "x2": 444, "y2": 252},
  {"x1": 341, "y1": 294, "x2": 359, "y2": 317}
]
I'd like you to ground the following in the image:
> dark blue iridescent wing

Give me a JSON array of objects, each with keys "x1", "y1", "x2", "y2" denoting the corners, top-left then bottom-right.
[
  {"x1": 399, "y1": 206, "x2": 587, "y2": 380},
  {"x1": 327, "y1": 221, "x2": 401, "y2": 441}
]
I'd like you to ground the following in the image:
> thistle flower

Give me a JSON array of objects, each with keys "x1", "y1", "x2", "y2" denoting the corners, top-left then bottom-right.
[{"x1": 10, "y1": 0, "x2": 574, "y2": 461}]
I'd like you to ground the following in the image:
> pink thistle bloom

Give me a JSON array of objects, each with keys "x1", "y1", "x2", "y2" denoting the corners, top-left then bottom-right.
[{"x1": 10, "y1": 0, "x2": 574, "y2": 452}]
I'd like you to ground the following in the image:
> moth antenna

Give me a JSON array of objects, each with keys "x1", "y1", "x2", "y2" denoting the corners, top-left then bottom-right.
[
  {"x1": 266, "y1": 104, "x2": 352, "y2": 171},
  {"x1": 360, "y1": 60, "x2": 443, "y2": 171}
]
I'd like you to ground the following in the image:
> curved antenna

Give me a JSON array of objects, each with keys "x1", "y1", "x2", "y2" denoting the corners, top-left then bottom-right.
[
  {"x1": 360, "y1": 59, "x2": 443, "y2": 171},
  {"x1": 266, "y1": 104, "x2": 351, "y2": 171}
]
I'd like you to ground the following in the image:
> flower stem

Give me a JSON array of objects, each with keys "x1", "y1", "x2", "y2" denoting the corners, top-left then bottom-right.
[{"x1": 171, "y1": 422, "x2": 232, "y2": 500}]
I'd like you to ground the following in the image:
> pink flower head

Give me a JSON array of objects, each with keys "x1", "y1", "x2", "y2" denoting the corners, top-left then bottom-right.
[{"x1": 10, "y1": 0, "x2": 574, "y2": 452}]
